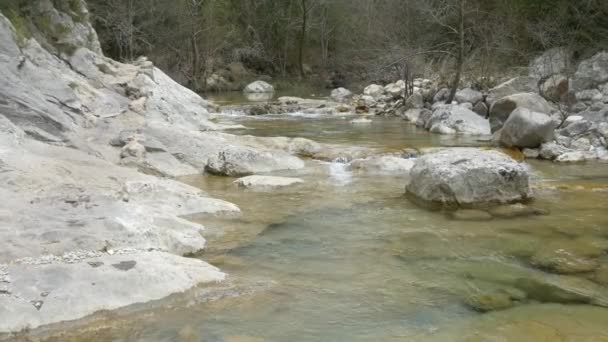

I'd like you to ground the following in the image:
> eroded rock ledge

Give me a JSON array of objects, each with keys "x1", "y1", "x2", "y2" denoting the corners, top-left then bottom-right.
[{"x1": 0, "y1": 0, "x2": 319, "y2": 334}]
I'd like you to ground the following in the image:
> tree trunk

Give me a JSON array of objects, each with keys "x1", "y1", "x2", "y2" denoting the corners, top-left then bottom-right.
[
  {"x1": 191, "y1": 33, "x2": 200, "y2": 91},
  {"x1": 298, "y1": 0, "x2": 307, "y2": 78},
  {"x1": 190, "y1": 2, "x2": 202, "y2": 91},
  {"x1": 446, "y1": 0, "x2": 465, "y2": 104},
  {"x1": 127, "y1": 0, "x2": 134, "y2": 60}
]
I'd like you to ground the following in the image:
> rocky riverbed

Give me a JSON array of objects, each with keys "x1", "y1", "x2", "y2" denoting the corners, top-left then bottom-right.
[{"x1": 2, "y1": 1, "x2": 608, "y2": 341}]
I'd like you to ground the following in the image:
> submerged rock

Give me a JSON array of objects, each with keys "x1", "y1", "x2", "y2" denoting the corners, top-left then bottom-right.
[
  {"x1": 448, "y1": 209, "x2": 493, "y2": 221},
  {"x1": 465, "y1": 291, "x2": 514, "y2": 312},
  {"x1": 350, "y1": 118, "x2": 373, "y2": 125},
  {"x1": 488, "y1": 203, "x2": 549, "y2": 219},
  {"x1": 530, "y1": 239, "x2": 603, "y2": 274},
  {"x1": 349, "y1": 155, "x2": 415, "y2": 173},
  {"x1": 406, "y1": 148, "x2": 531, "y2": 207},
  {"x1": 234, "y1": 175, "x2": 304, "y2": 190},
  {"x1": 421, "y1": 304, "x2": 608, "y2": 341}
]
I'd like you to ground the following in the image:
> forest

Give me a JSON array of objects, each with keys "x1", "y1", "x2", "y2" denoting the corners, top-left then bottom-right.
[{"x1": 88, "y1": 0, "x2": 608, "y2": 92}]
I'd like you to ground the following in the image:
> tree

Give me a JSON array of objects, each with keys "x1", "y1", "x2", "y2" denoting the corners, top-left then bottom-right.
[{"x1": 298, "y1": 0, "x2": 308, "y2": 77}]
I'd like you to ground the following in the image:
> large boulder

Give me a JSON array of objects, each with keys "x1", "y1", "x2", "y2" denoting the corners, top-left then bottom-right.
[
  {"x1": 405, "y1": 92, "x2": 424, "y2": 109},
  {"x1": 406, "y1": 148, "x2": 531, "y2": 207},
  {"x1": 433, "y1": 87, "x2": 450, "y2": 103},
  {"x1": 384, "y1": 80, "x2": 405, "y2": 98},
  {"x1": 486, "y1": 77, "x2": 538, "y2": 105},
  {"x1": 243, "y1": 80, "x2": 274, "y2": 93},
  {"x1": 541, "y1": 75, "x2": 570, "y2": 101},
  {"x1": 500, "y1": 108, "x2": 556, "y2": 148},
  {"x1": 489, "y1": 93, "x2": 553, "y2": 132},
  {"x1": 455, "y1": 88, "x2": 483, "y2": 104},
  {"x1": 363, "y1": 84, "x2": 385, "y2": 99},
  {"x1": 572, "y1": 52, "x2": 608, "y2": 91},
  {"x1": 427, "y1": 105, "x2": 491, "y2": 135},
  {"x1": 330, "y1": 87, "x2": 352, "y2": 102},
  {"x1": 529, "y1": 48, "x2": 572, "y2": 80}
]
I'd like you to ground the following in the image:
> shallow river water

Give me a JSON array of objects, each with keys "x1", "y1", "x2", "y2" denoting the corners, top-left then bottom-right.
[{"x1": 31, "y1": 114, "x2": 608, "y2": 341}]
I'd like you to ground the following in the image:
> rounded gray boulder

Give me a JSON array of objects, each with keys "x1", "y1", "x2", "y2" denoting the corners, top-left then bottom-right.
[{"x1": 406, "y1": 148, "x2": 532, "y2": 207}]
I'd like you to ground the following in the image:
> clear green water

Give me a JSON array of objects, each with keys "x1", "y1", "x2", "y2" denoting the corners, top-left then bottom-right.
[{"x1": 28, "y1": 116, "x2": 608, "y2": 342}]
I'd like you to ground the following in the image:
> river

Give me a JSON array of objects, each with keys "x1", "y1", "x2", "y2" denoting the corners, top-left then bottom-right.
[{"x1": 31, "y1": 100, "x2": 608, "y2": 342}]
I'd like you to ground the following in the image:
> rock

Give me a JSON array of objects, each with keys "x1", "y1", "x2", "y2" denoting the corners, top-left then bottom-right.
[
  {"x1": 248, "y1": 104, "x2": 271, "y2": 115},
  {"x1": 570, "y1": 137, "x2": 592, "y2": 151},
  {"x1": 455, "y1": 88, "x2": 483, "y2": 104},
  {"x1": 459, "y1": 102, "x2": 473, "y2": 111},
  {"x1": 423, "y1": 304, "x2": 608, "y2": 341},
  {"x1": 472, "y1": 101, "x2": 488, "y2": 117},
  {"x1": 448, "y1": 209, "x2": 493, "y2": 221},
  {"x1": 234, "y1": 175, "x2": 303, "y2": 190},
  {"x1": 330, "y1": 87, "x2": 352, "y2": 102},
  {"x1": 120, "y1": 140, "x2": 146, "y2": 160},
  {"x1": 499, "y1": 107, "x2": 556, "y2": 148},
  {"x1": 529, "y1": 48, "x2": 572, "y2": 79},
  {"x1": 488, "y1": 203, "x2": 549, "y2": 219},
  {"x1": 363, "y1": 84, "x2": 385, "y2": 99},
  {"x1": 428, "y1": 105, "x2": 491, "y2": 135},
  {"x1": 205, "y1": 146, "x2": 305, "y2": 177},
  {"x1": 243, "y1": 80, "x2": 274, "y2": 93},
  {"x1": 244, "y1": 92, "x2": 273, "y2": 102},
  {"x1": 541, "y1": 75, "x2": 570, "y2": 101},
  {"x1": 128, "y1": 96, "x2": 147, "y2": 114},
  {"x1": 416, "y1": 108, "x2": 433, "y2": 128},
  {"x1": 358, "y1": 95, "x2": 377, "y2": 108},
  {"x1": 406, "y1": 148, "x2": 531, "y2": 207},
  {"x1": 350, "y1": 118, "x2": 372, "y2": 125},
  {"x1": 572, "y1": 51, "x2": 608, "y2": 91},
  {"x1": 555, "y1": 151, "x2": 587, "y2": 163},
  {"x1": 576, "y1": 89, "x2": 603, "y2": 102},
  {"x1": 593, "y1": 264, "x2": 608, "y2": 286},
  {"x1": 111, "y1": 129, "x2": 167, "y2": 152},
  {"x1": 531, "y1": 239, "x2": 603, "y2": 274},
  {"x1": 562, "y1": 115, "x2": 583, "y2": 127},
  {"x1": 0, "y1": 251, "x2": 224, "y2": 333},
  {"x1": 335, "y1": 104, "x2": 351, "y2": 113},
  {"x1": 486, "y1": 76, "x2": 538, "y2": 105},
  {"x1": 522, "y1": 148, "x2": 540, "y2": 159},
  {"x1": 349, "y1": 156, "x2": 415, "y2": 173},
  {"x1": 433, "y1": 87, "x2": 450, "y2": 103},
  {"x1": 465, "y1": 291, "x2": 514, "y2": 312},
  {"x1": 489, "y1": 93, "x2": 553, "y2": 132},
  {"x1": 539, "y1": 142, "x2": 570, "y2": 160},
  {"x1": 125, "y1": 152, "x2": 199, "y2": 178},
  {"x1": 405, "y1": 93, "x2": 424, "y2": 109},
  {"x1": 384, "y1": 80, "x2": 405, "y2": 98},
  {"x1": 401, "y1": 148, "x2": 419, "y2": 159},
  {"x1": 402, "y1": 108, "x2": 428, "y2": 122}
]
